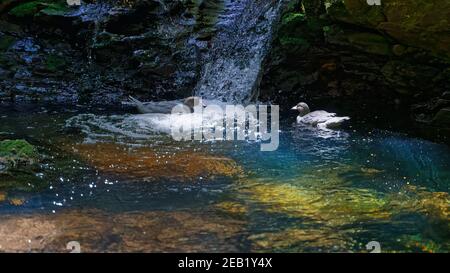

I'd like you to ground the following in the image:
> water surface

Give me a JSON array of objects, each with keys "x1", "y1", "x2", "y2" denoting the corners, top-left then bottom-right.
[{"x1": 0, "y1": 104, "x2": 448, "y2": 253}]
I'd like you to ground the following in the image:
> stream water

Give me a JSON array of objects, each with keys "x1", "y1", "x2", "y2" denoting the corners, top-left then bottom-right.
[
  {"x1": 0, "y1": 104, "x2": 449, "y2": 252},
  {"x1": 0, "y1": 1, "x2": 449, "y2": 253}
]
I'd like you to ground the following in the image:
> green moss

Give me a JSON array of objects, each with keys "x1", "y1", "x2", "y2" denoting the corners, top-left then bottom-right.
[
  {"x1": 8, "y1": 0, "x2": 70, "y2": 18},
  {"x1": 8, "y1": 1, "x2": 42, "y2": 17},
  {"x1": 0, "y1": 140, "x2": 43, "y2": 192},
  {"x1": 325, "y1": 0, "x2": 450, "y2": 60},
  {"x1": 0, "y1": 35, "x2": 16, "y2": 51},
  {"x1": 278, "y1": 10, "x2": 321, "y2": 51},
  {"x1": 0, "y1": 139, "x2": 39, "y2": 160},
  {"x1": 39, "y1": 2, "x2": 71, "y2": 16},
  {"x1": 45, "y1": 54, "x2": 66, "y2": 71},
  {"x1": 282, "y1": 12, "x2": 306, "y2": 26}
]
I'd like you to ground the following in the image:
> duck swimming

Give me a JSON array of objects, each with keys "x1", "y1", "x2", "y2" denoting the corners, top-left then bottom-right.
[
  {"x1": 291, "y1": 102, "x2": 350, "y2": 129},
  {"x1": 128, "y1": 96, "x2": 204, "y2": 114}
]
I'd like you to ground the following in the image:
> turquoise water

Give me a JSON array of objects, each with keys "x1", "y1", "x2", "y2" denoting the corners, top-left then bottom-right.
[{"x1": 0, "y1": 104, "x2": 449, "y2": 252}]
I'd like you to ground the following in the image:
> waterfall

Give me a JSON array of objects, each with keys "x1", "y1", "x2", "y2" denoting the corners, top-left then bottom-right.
[{"x1": 194, "y1": 0, "x2": 286, "y2": 104}]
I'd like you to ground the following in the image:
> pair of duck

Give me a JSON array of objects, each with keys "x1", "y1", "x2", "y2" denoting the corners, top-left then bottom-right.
[{"x1": 129, "y1": 96, "x2": 350, "y2": 129}]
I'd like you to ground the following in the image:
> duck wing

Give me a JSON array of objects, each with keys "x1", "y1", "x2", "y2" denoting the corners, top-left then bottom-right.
[
  {"x1": 300, "y1": 111, "x2": 336, "y2": 126},
  {"x1": 320, "y1": 116, "x2": 351, "y2": 129},
  {"x1": 129, "y1": 96, "x2": 182, "y2": 114}
]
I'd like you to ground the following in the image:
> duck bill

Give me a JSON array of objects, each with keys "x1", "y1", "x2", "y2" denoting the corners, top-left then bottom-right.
[{"x1": 291, "y1": 106, "x2": 297, "y2": 111}]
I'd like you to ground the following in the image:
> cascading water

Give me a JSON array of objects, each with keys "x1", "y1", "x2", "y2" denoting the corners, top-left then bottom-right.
[
  {"x1": 66, "y1": 0, "x2": 286, "y2": 138},
  {"x1": 194, "y1": 0, "x2": 286, "y2": 104}
]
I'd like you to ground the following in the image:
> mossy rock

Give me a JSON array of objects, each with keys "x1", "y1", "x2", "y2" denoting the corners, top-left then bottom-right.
[
  {"x1": 433, "y1": 108, "x2": 450, "y2": 126},
  {"x1": 381, "y1": 60, "x2": 441, "y2": 90},
  {"x1": 326, "y1": 0, "x2": 450, "y2": 59},
  {"x1": 0, "y1": 139, "x2": 39, "y2": 165},
  {"x1": 0, "y1": 139, "x2": 45, "y2": 192},
  {"x1": 39, "y1": 2, "x2": 71, "y2": 16},
  {"x1": 281, "y1": 12, "x2": 306, "y2": 26},
  {"x1": 8, "y1": 1, "x2": 43, "y2": 17},
  {"x1": 8, "y1": 0, "x2": 70, "y2": 18},
  {"x1": 278, "y1": 10, "x2": 323, "y2": 52},
  {"x1": 326, "y1": 0, "x2": 385, "y2": 28}
]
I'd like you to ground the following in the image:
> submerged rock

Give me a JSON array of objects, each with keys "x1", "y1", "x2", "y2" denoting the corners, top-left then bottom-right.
[
  {"x1": 68, "y1": 142, "x2": 243, "y2": 181},
  {"x1": 0, "y1": 209, "x2": 245, "y2": 252},
  {"x1": 238, "y1": 169, "x2": 450, "y2": 252}
]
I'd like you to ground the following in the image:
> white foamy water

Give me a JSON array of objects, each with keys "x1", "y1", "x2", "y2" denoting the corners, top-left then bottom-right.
[
  {"x1": 194, "y1": 0, "x2": 286, "y2": 103},
  {"x1": 66, "y1": 109, "x2": 260, "y2": 143}
]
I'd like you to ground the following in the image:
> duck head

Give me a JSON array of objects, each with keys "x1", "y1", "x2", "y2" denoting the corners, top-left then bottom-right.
[
  {"x1": 291, "y1": 102, "x2": 311, "y2": 117},
  {"x1": 184, "y1": 96, "x2": 205, "y2": 112}
]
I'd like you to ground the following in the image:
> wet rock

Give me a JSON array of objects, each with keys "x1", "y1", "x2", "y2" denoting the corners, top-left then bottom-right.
[
  {"x1": 7, "y1": 0, "x2": 71, "y2": 18},
  {"x1": 326, "y1": 28, "x2": 392, "y2": 56},
  {"x1": 0, "y1": 0, "x2": 205, "y2": 103},
  {"x1": 0, "y1": 67, "x2": 8, "y2": 80},
  {"x1": 327, "y1": 0, "x2": 450, "y2": 59},
  {"x1": 0, "y1": 139, "x2": 39, "y2": 167},
  {"x1": 261, "y1": 0, "x2": 450, "y2": 140},
  {"x1": 0, "y1": 159, "x2": 7, "y2": 173},
  {"x1": 392, "y1": 44, "x2": 407, "y2": 56},
  {"x1": 0, "y1": 139, "x2": 46, "y2": 192},
  {"x1": 0, "y1": 34, "x2": 16, "y2": 51},
  {"x1": 381, "y1": 60, "x2": 440, "y2": 91},
  {"x1": 442, "y1": 92, "x2": 450, "y2": 100},
  {"x1": 433, "y1": 108, "x2": 450, "y2": 126}
]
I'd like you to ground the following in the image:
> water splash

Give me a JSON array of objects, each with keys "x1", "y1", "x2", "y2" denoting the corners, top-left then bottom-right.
[{"x1": 66, "y1": 107, "x2": 260, "y2": 143}]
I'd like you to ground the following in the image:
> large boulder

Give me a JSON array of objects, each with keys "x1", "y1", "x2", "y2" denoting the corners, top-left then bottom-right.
[
  {"x1": 0, "y1": 0, "x2": 207, "y2": 104},
  {"x1": 260, "y1": 0, "x2": 450, "y2": 142},
  {"x1": 327, "y1": 0, "x2": 450, "y2": 59}
]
